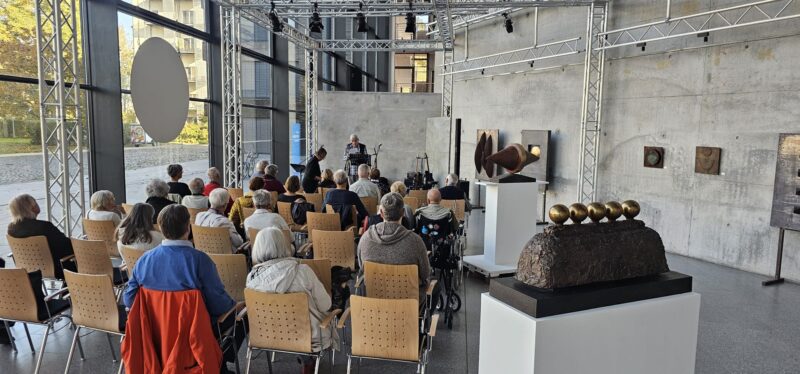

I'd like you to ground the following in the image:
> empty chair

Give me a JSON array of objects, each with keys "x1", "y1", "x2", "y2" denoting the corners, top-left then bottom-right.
[
  {"x1": 63, "y1": 271, "x2": 126, "y2": 374},
  {"x1": 304, "y1": 193, "x2": 324, "y2": 214},
  {"x1": 407, "y1": 190, "x2": 429, "y2": 207},
  {"x1": 227, "y1": 187, "x2": 244, "y2": 201},
  {"x1": 300, "y1": 258, "x2": 332, "y2": 297},
  {"x1": 312, "y1": 230, "x2": 356, "y2": 270},
  {"x1": 360, "y1": 196, "x2": 378, "y2": 216},
  {"x1": 191, "y1": 225, "x2": 233, "y2": 254},
  {"x1": 208, "y1": 254, "x2": 248, "y2": 303},
  {"x1": 306, "y1": 212, "x2": 341, "y2": 242},
  {"x1": 119, "y1": 245, "x2": 147, "y2": 278},
  {"x1": 83, "y1": 218, "x2": 119, "y2": 258},
  {"x1": 441, "y1": 199, "x2": 466, "y2": 222},
  {"x1": 403, "y1": 197, "x2": 421, "y2": 211},
  {"x1": 71, "y1": 238, "x2": 126, "y2": 286}
]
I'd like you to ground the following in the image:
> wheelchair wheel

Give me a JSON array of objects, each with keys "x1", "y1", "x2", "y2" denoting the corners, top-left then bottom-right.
[{"x1": 449, "y1": 293, "x2": 461, "y2": 313}]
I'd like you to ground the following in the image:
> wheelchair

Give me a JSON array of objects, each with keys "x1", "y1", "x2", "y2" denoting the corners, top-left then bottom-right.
[{"x1": 415, "y1": 214, "x2": 462, "y2": 329}]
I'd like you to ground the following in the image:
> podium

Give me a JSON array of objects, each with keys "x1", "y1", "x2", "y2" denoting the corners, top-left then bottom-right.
[{"x1": 463, "y1": 180, "x2": 546, "y2": 277}]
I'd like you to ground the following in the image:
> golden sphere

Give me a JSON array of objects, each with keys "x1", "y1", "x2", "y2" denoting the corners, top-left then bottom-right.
[
  {"x1": 548, "y1": 204, "x2": 570, "y2": 225},
  {"x1": 605, "y1": 201, "x2": 623, "y2": 221},
  {"x1": 587, "y1": 202, "x2": 606, "y2": 223},
  {"x1": 622, "y1": 200, "x2": 641, "y2": 220},
  {"x1": 569, "y1": 203, "x2": 588, "y2": 224}
]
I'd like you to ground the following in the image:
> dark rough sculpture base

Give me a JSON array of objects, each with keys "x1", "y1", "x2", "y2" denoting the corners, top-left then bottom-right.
[{"x1": 516, "y1": 220, "x2": 669, "y2": 289}]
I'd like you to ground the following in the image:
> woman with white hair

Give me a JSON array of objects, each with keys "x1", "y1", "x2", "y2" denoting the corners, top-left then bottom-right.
[
  {"x1": 7, "y1": 194, "x2": 76, "y2": 279},
  {"x1": 145, "y1": 179, "x2": 175, "y2": 224},
  {"x1": 87, "y1": 190, "x2": 123, "y2": 226},
  {"x1": 181, "y1": 178, "x2": 209, "y2": 209},
  {"x1": 195, "y1": 188, "x2": 243, "y2": 252},
  {"x1": 262, "y1": 164, "x2": 286, "y2": 193},
  {"x1": 244, "y1": 190, "x2": 290, "y2": 240},
  {"x1": 252, "y1": 160, "x2": 268, "y2": 178},
  {"x1": 246, "y1": 227, "x2": 336, "y2": 368}
]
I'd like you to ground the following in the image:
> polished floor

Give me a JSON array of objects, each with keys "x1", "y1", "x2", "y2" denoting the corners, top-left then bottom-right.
[{"x1": 1, "y1": 252, "x2": 798, "y2": 374}]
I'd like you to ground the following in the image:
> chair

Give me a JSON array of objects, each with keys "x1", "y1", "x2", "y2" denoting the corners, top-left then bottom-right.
[
  {"x1": 83, "y1": 218, "x2": 120, "y2": 258},
  {"x1": 242, "y1": 207, "x2": 257, "y2": 222},
  {"x1": 63, "y1": 271, "x2": 125, "y2": 374},
  {"x1": 408, "y1": 190, "x2": 429, "y2": 207},
  {"x1": 71, "y1": 238, "x2": 126, "y2": 286},
  {"x1": 312, "y1": 230, "x2": 356, "y2": 270},
  {"x1": 0, "y1": 268, "x2": 71, "y2": 373},
  {"x1": 119, "y1": 246, "x2": 146, "y2": 278},
  {"x1": 277, "y1": 202, "x2": 307, "y2": 233},
  {"x1": 305, "y1": 193, "x2": 324, "y2": 213},
  {"x1": 360, "y1": 196, "x2": 378, "y2": 216},
  {"x1": 6, "y1": 235, "x2": 68, "y2": 281},
  {"x1": 319, "y1": 188, "x2": 332, "y2": 201},
  {"x1": 342, "y1": 295, "x2": 438, "y2": 374},
  {"x1": 121, "y1": 203, "x2": 135, "y2": 216},
  {"x1": 247, "y1": 227, "x2": 293, "y2": 246},
  {"x1": 403, "y1": 197, "x2": 421, "y2": 211},
  {"x1": 187, "y1": 207, "x2": 208, "y2": 225},
  {"x1": 242, "y1": 289, "x2": 340, "y2": 374},
  {"x1": 191, "y1": 225, "x2": 233, "y2": 254},
  {"x1": 325, "y1": 204, "x2": 359, "y2": 234},
  {"x1": 269, "y1": 191, "x2": 279, "y2": 210},
  {"x1": 300, "y1": 259, "x2": 332, "y2": 297},
  {"x1": 208, "y1": 254, "x2": 248, "y2": 303},
  {"x1": 441, "y1": 199, "x2": 466, "y2": 222},
  {"x1": 362, "y1": 261, "x2": 420, "y2": 302},
  {"x1": 228, "y1": 187, "x2": 244, "y2": 200},
  {"x1": 306, "y1": 212, "x2": 341, "y2": 242}
]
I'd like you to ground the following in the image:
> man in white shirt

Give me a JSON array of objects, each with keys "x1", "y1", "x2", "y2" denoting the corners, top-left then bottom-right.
[
  {"x1": 349, "y1": 164, "x2": 380, "y2": 199},
  {"x1": 243, "y1": 190, "x2": 292, "y2": 242},
  {"x1": 194, "y1": 188, "x2": 243, "y2": 252}
]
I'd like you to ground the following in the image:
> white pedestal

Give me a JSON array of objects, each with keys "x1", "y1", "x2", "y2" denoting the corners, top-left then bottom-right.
[
  {"x1": 463, "y1": 181, "x2": 545, "y2": 277},
  {"x1": 479, "y1": 292, "x2": 701, "y2": 374}
]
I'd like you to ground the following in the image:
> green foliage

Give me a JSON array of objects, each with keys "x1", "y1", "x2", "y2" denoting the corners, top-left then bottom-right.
[{"x1": 173, "y1": 121, "x2": 208, "y2": 145}]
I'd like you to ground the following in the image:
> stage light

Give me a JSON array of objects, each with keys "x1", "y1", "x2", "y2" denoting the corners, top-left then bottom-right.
[
  {"x1": 405, "y1": 0, "x2": 416, "y2": 34},
  {"x1": 503, "y1": 13, "x2": 513, "y2": 33},
  {"x1": 357, "y1": 3, "x2": 368, "y2": 33},
  {"x1": 309, "y1": 2, "x2": 324, "y2": 34},
  {"x1": 269, "y1": 1, "x2": 283, "y2": 33}
]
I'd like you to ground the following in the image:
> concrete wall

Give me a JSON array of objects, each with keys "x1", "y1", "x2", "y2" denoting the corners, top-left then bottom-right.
[
  {"x1": 317, "y1": 92, "x2": 442, "y2": 181},
  {"x1": 445, "y1": 0, "x2": 800, "y2": 281}
]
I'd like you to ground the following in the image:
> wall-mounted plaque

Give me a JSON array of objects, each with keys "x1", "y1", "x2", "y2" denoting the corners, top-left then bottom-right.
[
  {"x1": 770, "y1": 134, "x2": 800, "y2": 230},
  {"x1": 643, "y1": 146, "x2": 665, "y2": 168},
  {"x1": 695, "y1": 146, "x2": 721, "y2": 175},
  {"x1": 475, "y1": 129, "x2": 499, "y2": 180},
  {"x1": 520, "y1": 130, "x2": 552, "y2": 182}
]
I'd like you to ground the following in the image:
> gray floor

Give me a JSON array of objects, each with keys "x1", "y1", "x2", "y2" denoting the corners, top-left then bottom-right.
[{"x1": 1, "y1": 252, "x2": 799, "y2": 374}]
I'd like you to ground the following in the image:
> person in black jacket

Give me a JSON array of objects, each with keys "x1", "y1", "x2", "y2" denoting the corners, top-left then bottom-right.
[
  {"x1": 6, "y1": 194, "x2": 75, "y2": 280},
  {"x1": 166, "y1": 164, "x2": 191, "y2": 198},
  {"x1": 302, "y1": 147, "x2": 327, "y2": 193},
  {"x1": 145, "y1": 179, "x2": 176, "y2": 223},
  {"x1": 322, "y1": 170, "x2": 369, "y2": 229}
]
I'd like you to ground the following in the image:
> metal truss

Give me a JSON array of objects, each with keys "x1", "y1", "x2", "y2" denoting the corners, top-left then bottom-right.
[
  {"x1": 316, "y1": 39, "x2": 443, "y2": 51},
  {"x1": 428, "y1": 8, "x2": 519, "y2": 36},
  {"x1": 234, "y1": 0, "x2": 601, "y2": 16},
  {"x1": 598, "y1": 0, "x2": 800, "y2": 50},
  {"x1": 441, "y1": 50, "x2": 455, "y2": 117},
  {"x1": 577, "y1": 2, "x2": 606, "y2": 204},
  {"x1": 34, "y1": 0, "x2": 85, "y2": 236},
  {"x1": 304, "y1": 49, "x2": 319, "y2": 157},
  {"x1": 433, "y1": 0, "x2": 455, "y2": 50},
  {"x1": 440, "y1": 37, "x2": 582, "y2": 75},
  {"x1": 222, "y1": 6, "x2": 244, "y2": 188}
]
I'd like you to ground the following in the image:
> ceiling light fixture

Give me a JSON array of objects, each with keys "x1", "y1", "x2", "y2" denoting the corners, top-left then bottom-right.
[
  {"x1": 309, "y1": 2, "x2": 324, "y2": 34},
  {"x1": 357, "y1": 3, "x2": 368, "y2": 33},
  {"x1": 405, "y1": 1, "x2": 416, "y2": 34},
  {"x1": 503, "y1": 13, "x2": 513, "y2": 33},
  {"x1": 269, "y1": 1, "x2": 283, "y2": 33}
]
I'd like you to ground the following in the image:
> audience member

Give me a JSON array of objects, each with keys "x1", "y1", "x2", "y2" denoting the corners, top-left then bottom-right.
[
  {"x1": 229, "y1": 177, "x2": 264, "y2": 230},
  {"x1": 203, "y1": 167, "x2": 223, "y2": 196},
  {"x1": 252, "y1": 160, "x2": 268, "y2": 179},
  {"x1": 322, "y1": 170, "x2": 369, "y2": 229},
  {"x1": 195, "y1": 188, "x2": 243, "y2": 252},
  {"x1": 318, "y1": 169, "x2": 336, "y2": 189},
  {"x1": 86, "y1": 190, "x2": 123, "y2": 226},
  {"x1": 243, "y1": 190, "x2": 290, "y2": 241},
  {"x1": 166, "y1": 164, "x2": 191, "y2": 198},
  {"x1": 390, "y1": 181, "x2": 416, "y2": 229},
  {"x1": 349, "y1": 164, "x2": 380, "y2": 199},
  {"x1": 369, "y1": 168, "x2": 390, "y2": 196},
  {"x1": 145, "y1": 179, "x2": 175, "y2": 224},
  {"x1": 414, "y1": 189, "x2": 459, "y2": 234},
  {"x1": 439, "y1": 173, "x2": 471, "y2": 211},
  {"x1": 115, "y1": 203, "x2": 164, "y2": 253},
  {"x1": 278, "y1": 175, "x2": 305, "y2": 203},
  {"x1": 302, "y1": 147, "x2": 327, "y2": 193},
  {"x1": 262, "y1": 164, "x2": 286, "y2": 193},
  {"x1": 7, "y1": 194, "x2": 75, "y2": 279},
  {"x1": 181, "y1": 178, "x2": 209, "y2": 209}
]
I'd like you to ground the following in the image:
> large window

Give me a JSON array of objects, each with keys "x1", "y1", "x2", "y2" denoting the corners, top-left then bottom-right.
[{"x1": 123, "y1": 0, "x2": 207, "y2": 31}]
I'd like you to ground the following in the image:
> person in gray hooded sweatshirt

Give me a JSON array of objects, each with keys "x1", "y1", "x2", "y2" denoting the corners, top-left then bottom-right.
[{"x1": 358, "y1": 192, "x2": 432, "y2": 305}]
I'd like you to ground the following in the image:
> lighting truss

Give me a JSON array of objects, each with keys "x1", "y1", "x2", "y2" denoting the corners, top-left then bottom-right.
[
  {"x1": 433, "y1": 0, "x2": 456, "y2": 50},
  {"x1": 221, "y1": 6, "x2": 244, "y2": 188},
  {"x1": 441, "y1": 50, "x2": 455, "y2": 117},
  {"x1": 34, "y1": 0, "x2": 85, "y2": 236},
  {"x1": 440, "y1": 37, "x2": 582, "y2": 75},
  {"x1": 316, "y1": 39, "x2": 444, "y2": 51},
  {"x1": 304, "y1": 49, "x2": 318, "y2": 157},
  {"x1": 597, "y1": 0, "x2": 800, "y2": 50},
  {"x1": 577, "y1": 2, "x2": 606, "y2": 204},
  {"x1": 427, "y1": 8, "x2": 520, "y2": 36}
]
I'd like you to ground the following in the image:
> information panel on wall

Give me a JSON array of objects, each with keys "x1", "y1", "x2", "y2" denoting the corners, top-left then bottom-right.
[{"x1": 769, "y1": 133, "x2": 800, "y2": 231}]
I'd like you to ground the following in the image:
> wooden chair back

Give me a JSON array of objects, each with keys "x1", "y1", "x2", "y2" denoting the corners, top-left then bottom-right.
[
  {"x1": 119, "y1": 245, "x2": 146, "y2": 278},
  {"x1": 277, "y1": 202, "x2": 296, "y2": 225},
  {"x1": 71, "y1": 238, "x2": 115, "y2": 279},
  {"x1": 325, "y1": 204, "x2": 358, "y2": 232},
  {"x1": 242, "y1": 207, "x2": 257, "y2": 222},
  {"x1": 299, "y1": 259, "x2": 332, "y2": 297},
  {"x1": 360, "y1": 196, "x2": 378, "y2": 216},
  {"x1": 187, "y1": 207, "x2": 208, "y2": 225},
  {"x1": 121, "y1": 203, "x2": 135, "y2": 216},
  {"x1": 208, "y1": 254, "x2": 248, "y2": 303},
  {"x1": 248, "y1": 227, "x2": 293, "y2": 246},
  {"x1": 304, "y1": 193, "x2": 323, "y2": 213},
  {"x1": 363, "y1": 261, "x2": 419, "y2": 302},
  {"x1": 441, "y1": 199, "x2": 466, "y2": 222},
  {"x1": 408, "y1": 190, "x2": 429, "y2": 207},
  {"x1": 63, "y1": 271, "x2": 121, "y2": 333},
  {"x1": 82, "y1": 218, "x2": 119, "y2": 258},
  {"x1": 244, "y1": 289, "x2": 313, "y2": 354},
  {"x1": 6, "y1": 235, "x2": 55, "y2": 279},
  {"x1": 319, "y1": 188, "x2": 332, "y2": 200},
  {"x1": 349, "y1": 295, "x2": 419, "y2": 362},
  {"x1": 269, "y1": 191, "x2": 279, "y2": 210},
  {"x1": 403, "y1": 197, "x2": 420, "y2": 211},
  {"x1": 227, "y1": 187, "x2": 244, "y2": 201},
  {"x1": 306, "y1": 212, "x2": 341, "y2": 242},
  {"x1": 0, "y1": 268, "x2": 40, "y2": 323},
  {"x1": 191, "y1": 225, "x2": 232, "y2": 254},
  {"x1": 312, "y1": 230, "x2": 355, "y2": 269}
]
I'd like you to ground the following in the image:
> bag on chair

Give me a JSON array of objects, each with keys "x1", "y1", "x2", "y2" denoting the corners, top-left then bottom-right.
[{"x1": 291, "y1": 201, "x2": 315, "y2": 225}]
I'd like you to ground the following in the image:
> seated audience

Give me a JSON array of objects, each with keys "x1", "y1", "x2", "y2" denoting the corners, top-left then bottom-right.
[
  {"x1": 123, "y1": 204, "x2": 240, "y2": 373},
  {"x1": 318, "y1": 169, "x2": 336, "y2": 189},
  {"x1": 369, "y1": 168, "x2": 390, "y2": 196},
  {"x1": 86, "y1": 190, "x2": 123, "y2": 226},
  {"x1": 262, "y1": 164, "x2": 286, "y2": 194},
  {"x1": 414, "y1": 189, "x2": 459, "y2": 234},
  {"x1": 439, "y1": 173, "x2": 471, "y2": 211},
  {"x1": 246, "y1": 227, "x2": 336, "y2": 365},
  {"x1": 252, "y1": 160, "x2": 268, "y2": 179},
  {"x1": 357, "y1": 193, "x2": 431, "y2": 304},
  {"x1": 196, "y1": 188, "x2": 243, "y2": 252},
  {"x1": 115, "y1": 203, "x2": 164, "y2": 253},
  {"x1": 302, "y1": 147, "x2": 327, "y2": 193},
  {"x1": 7, "y1": 194, "x2": 76, "y2": 279},
  {"x1": 203, "y1": 167, "x2": 224, "y2": 196},
  {"x1": 243, "y1": 190, "x2": 291, "y2": 241},
  {"x1": 145, "y1": 179, "x2": 175, "y2": 224},
  {"x1": 349, "y1": 164, "x2": 381, "y2": 199},
  {"x1": 229, "y1": 177, "x2": 264, "y2": 230},
  {"x1": 390, "y1": 182, "x2": 416, "y2": 230},
  {"x1": 278, "y1": 175, "x2": 305, "y2": 203},
  {"x1": 323, "y1": 170, "x2": 369, "y2": 229},
  {"x1": 166, "y1": 164, "x2": 191, "y2": 198},
  {"x1": 181, "y1": 178, "x2": 209, "y2": 209}
]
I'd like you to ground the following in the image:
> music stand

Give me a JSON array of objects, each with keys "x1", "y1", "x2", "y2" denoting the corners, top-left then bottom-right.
[{"x1": 290, "y1": 163, "x2": 306, "y2": 174}]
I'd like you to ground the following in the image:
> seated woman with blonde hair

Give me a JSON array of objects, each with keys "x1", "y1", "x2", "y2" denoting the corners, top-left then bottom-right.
[
  {"x1": 7, "y1": 194, "x2": 76, "y2": 279},
  {"x1": 87, "y1": 190, "x2": 123, "y2": 226}
]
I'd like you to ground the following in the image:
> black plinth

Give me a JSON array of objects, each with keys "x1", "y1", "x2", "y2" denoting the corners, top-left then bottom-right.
[{"x1": 489, "y1": 271, "x2": 692, "y2": 318}]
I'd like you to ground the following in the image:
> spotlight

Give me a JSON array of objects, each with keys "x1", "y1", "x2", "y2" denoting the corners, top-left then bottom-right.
[
  {"x1": 269, "y1": 1, "x2": 283, "y2": 33},
  {"x1": 356, "y1": 3, "x2": 368, "y2": 33},
  {"x1": 503, "y1": 13, "x2": 513, "y2": 33},
  {"x1": 309, "y1": 2, "x2": 324, "y2": 34},
  {"x1": 405, "y1": 1, "x2": 416, "y2": 34}
]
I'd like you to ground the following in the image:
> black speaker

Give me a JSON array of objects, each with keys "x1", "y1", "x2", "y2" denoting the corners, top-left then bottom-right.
[{"x1": 454, "y1": 118, "x2": 462, "y2": 176}]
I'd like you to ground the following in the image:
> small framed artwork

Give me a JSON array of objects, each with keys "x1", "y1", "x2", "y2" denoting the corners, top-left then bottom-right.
[
  {"x1": 695, "y1": 146, "x2": 721, "y2": 175},
  {"x1": 643, "y1": 146, "x2": 665, "y2": 168}
]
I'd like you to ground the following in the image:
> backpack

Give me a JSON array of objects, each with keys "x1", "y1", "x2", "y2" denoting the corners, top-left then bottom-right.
[{"x1": 291, "y1": 201, "x2": 315, "y2": 225}]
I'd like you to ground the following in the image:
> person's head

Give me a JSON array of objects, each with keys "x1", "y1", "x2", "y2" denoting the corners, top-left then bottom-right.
[
  {"x1": 248, "y1": 176, "x2": 265, "y2": 192},
  {"x1": 209, "y1": 188, "x2": 230, "y2": 210},
  {"x1": 146, "y1": 179, "x2": 169, "y2": 198},
  {"x1": 207, "y1": 167, "x2": 222, "y2": 183},
  {"x1": 379, "y1": 192, "x2": 405, "y2": 223},
  {"x1": 321, "y1": 169, "x2": 334, "y2": 182},
  {"x1": 252, "y1": 227, "x2": 292, "y2": 265},
  {"x1": 90, "y1": 190, "x2": 116, "y2": 212},
  {"x1": 357, "y1": 164, "x2": 370, "y2": 179},
  {"x1": 349, "y1": 134, "x2": 359, "y2": 146},
  {"x1": 315, "y1": 147, "x2": 327, "y2": 161},
  {"x1": 284, "y1": 175, "x2": 301, "y2": 193},
  {"x1": 369, "y1": 168, "x2": 381, "y2": 180},
  {"x1": 158, "y1": 204, "x2": 191, "y2": 240},
  {"x1": 252, "y1": 190, "x2": 271, "y2": 210},
  {"x1": 266, "y1": 164, "x2": 279, "y2": 178},
  {"x1": 333, "y1": 170, "x2": 349, "y2": 188},
  {"x1": 427, "y1": 188, "x2": 442, "y2": 205},
  {"x1": 118, "y1": 203, "x2": 155, "y2": 245},
  {"x1": 445, "y1": 173, "x2": 459, "y2": 187},
  {"x1": 167, "y1": 164, "x2": 183, "y2": 181},
  {"x1": 9, "y1": 194, "x2": 39, "y2": 223},
  {"x1": 390, "y1": 181, "x2": 407, "y2": 197},
  {"x1": 188, "y1": 178, "x2": 205, "y2": 195},
  {"x1": 255, "y1": 160, "x2": 268, "y2": 174}
]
